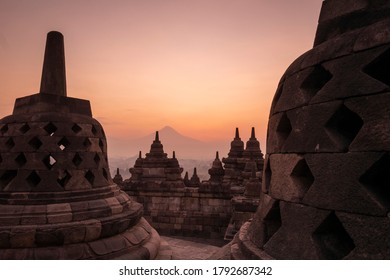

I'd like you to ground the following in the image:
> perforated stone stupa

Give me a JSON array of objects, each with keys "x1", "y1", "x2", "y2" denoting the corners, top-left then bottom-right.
[
  {"x1": 0, "y1": 31, "x2": 163, "y2": 259},
  {"x1": 228, "y1": 0, "x2": 390, "y2": 259}
]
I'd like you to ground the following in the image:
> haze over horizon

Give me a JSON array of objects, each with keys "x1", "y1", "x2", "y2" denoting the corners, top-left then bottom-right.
[{"x1": 0, "y1": 0, "x2": 323, "y2": 157}]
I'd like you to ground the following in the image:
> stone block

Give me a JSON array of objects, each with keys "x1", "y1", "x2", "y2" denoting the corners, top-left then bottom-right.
[
  {"x1": 47, "y1": 203, "x2": 72, "y2": 223},
  {"x1": 303, "y1": 152, "x2": 389, "y2": 216},
  {"x1": 0, "y1": 230, "x2": 11, "y2": 248},
  {"x1": 105, "y1": 197, "x2": 123, "y2": 215},
  {"x1": 318, "y1": 0, "x2": 368, "y2": 23},
  {"x1": 310, "y1": 46, "x2": 389, "y2": 104},
  {"x1": 337, "y1": 212, "x2": 390, "y2": 259},
  {"x1": 85, "y1": 220, "x2": 102, "y2": 241},
  {"x1": 247, "y1": 193, "x2": 281, "y2": 249},
  {"x1": 21, "y1": 205, "x2": 47, "y2": 225},
  {"x1": 274, "y1": 67, "x2": 326, "y2": 113},
  {"x1": 263, "y1": 201, "x2": 330, "y2": 259},
  {"x1": 62, "y1": 225, "x2": 86, "y2": 244},
  {"x1": 268, "y1": 101, "x2": 350, "y2": 153},
  {"x1": 267, "y1": 154, "x2": 314, "y2": 203},
  {"x1": 302, "y1": 30, "x2": 359, "y2": 69},
  {"x1": 347, "y1": 93, "x2": 390, "y2": 151},
  {"x1": 10, "y1": 227, "x2": 36, "y2": 248},
  {"x1": 354, "y1": 19, "x2": 390, "y2": 51}
]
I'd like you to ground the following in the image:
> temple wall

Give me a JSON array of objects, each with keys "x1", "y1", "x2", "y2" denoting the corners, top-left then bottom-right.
[{"x1": 124, "y1": 183, "x2": 232, "y2": 238}]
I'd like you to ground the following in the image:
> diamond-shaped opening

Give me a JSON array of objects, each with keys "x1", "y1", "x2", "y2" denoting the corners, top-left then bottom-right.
[
  {"x1": 0, "y1": 170, "x2": 17, "y2": 188},
  {"x1": 276, "y1": 113, "x2": 292, "y2": 146},
  {"x1": 72, "y1": 153, "x2": 83, "y2": 167},
  {"x1": 44, "y1": 122, "x2": 57, "y2": 136},
  {"x1": 28, "y1": 136, "x2": 43, "y2": 150},
  {"x1": 91, "y1": 125, "x2": 98, "y2": 135},
  {"x1": 19, "y1": 123, "x2": 31, "y2": 134},
  {"x1": 57, "y1": 137, "x2": 70, "y2": 151},
  {"x1": 359, "y1": 153, "x2": 390, "y2": 207},
  {"x1": 312, "y1": 212, "x2": 355, "y2": 259},
  {"x1": 363, "y1": 48, "x2": 390, "y2": 87},
  {"x1": 0, "y1": 124, "x2": 9, "y2": 135},
  {"x1": 57, "y1": 170, "x2": 72, "y2": 188},
  {"x1": 263, "y1": 201, "x2": 282, "y2": 245},
  {"x1": 5, "y1": 138, "x2": 15, "y2": 150},
  {"x1": 102, "y1": 168, "x2": 109, "y2": 181},
  {"x1": 83, "y1": 138, "x2": 92, "y2": 149},
  {"x1": 26, "y1": 171, "x2": 41, "y2": 188},
  {"x1": 290, "y1": 158, "x2": 314, "y2": 195},
  {"x1": 71, "y1": 123, "x2": 82, "y2": 134},
  {"x1": 325, "y1": 104, "x2": 363, "y2": 151},
  {"x1": 15, "y1": 153, "x2": 27, "y2": 167},
  {"x1": 264, "y1": 157, "x2": 272, "y2": 193},
  {"x1": 43, "y1": 155, "x2": 57, "y2": 170},
  {"x1": 94, "y1": 153, "x2": 100, "y2": 165},
  {"x1": 301, "y1": 65, "x2": 332, "y2": 98},
  {"x1": 85, "y1": 170, "x2": 95, "y2": 185},
  {"x1": 99, "y1": 139, "x2": 104, "y2": 151}
]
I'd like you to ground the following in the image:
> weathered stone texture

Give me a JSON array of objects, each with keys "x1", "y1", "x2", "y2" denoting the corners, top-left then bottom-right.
[
  {"x1": 226, "y1": 0, "x2": 390, "y2": 260},
  {"x1": 0, "y1": 32, "x2": 164, "y2": 259}
]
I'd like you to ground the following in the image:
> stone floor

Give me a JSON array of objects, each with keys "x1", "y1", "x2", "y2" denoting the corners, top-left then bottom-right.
[{"x1": 159, "y1": 235, "x2": 227, "y2": 260}]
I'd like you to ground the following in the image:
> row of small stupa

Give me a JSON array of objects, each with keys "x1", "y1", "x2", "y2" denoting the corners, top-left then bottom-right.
[{"x1": 121, "y1": 127, "x2": 264, "y2": 190}]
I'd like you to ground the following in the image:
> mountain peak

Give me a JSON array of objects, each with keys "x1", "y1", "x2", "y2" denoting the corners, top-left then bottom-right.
[{"x1": 160, "y1": 125, "x2": 177, "y2": 133}]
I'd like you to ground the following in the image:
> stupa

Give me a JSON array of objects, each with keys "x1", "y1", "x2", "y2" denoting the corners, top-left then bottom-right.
[
  {"x1": 187, "y1": 168, "x2": 200, "y2": 188},
  {"x1": 208, "y1": 152, "x2": 225, "y2": 183},
  {"x1": 222, "y1": 128, "x2": 245, "y2": 184},
  {"x1": 0, "y1": 31, "x2": 163, "y2": 259},
  {"x1": 229, "y1": 0, "x2": 390, "y2": 259},
  {"x1": 128, "y1": 132, "x2": 184, "y2": 184},
  {"x1": 113, "y1": 168, "x2": 123, "y2": 185},
  {"x1": 240, "y1": 127, "x2": 264, "y2": 172}
]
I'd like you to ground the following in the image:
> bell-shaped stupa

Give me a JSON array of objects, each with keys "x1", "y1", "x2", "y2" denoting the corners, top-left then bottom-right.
[
  {"x1": 0, "y1": 31, "x2": 163, "y2": 259},
  {"x1": 229, "y1": 0, "x2": 390, "y2": 259}
]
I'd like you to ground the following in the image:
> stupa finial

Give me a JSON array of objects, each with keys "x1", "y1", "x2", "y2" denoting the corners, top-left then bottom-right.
[
  {"x1": 40, "y1": 31, "x2": 67, "y2": 96},
  {"x1": 235, "y1": 127, "x2": 240, "y2": 139},
  {"x1": 251, "y1": 127, "x2": 256, "y2": 139}
]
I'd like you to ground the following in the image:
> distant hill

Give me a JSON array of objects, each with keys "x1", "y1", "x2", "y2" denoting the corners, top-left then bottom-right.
[{"x1": 107, "y1": 126, "x2": 229, "y2": 160}]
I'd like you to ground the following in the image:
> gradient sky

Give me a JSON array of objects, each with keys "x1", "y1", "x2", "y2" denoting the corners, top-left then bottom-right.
[{"x1": 0, "y1": 0, "x2": 323, "y2": 157}]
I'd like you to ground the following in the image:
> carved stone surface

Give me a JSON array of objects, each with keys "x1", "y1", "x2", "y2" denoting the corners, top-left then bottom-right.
[
  {"x1": 0, "y1": 31, "x2": 164, "y2": 259},
  {"x1": 227, "y1": 0, "x2": 390, "y2": 260}
]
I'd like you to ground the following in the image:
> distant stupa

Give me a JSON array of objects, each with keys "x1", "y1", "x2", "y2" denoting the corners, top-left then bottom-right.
[{"x1": 0, "y1": 31, "x2": 163, "y2": 259}]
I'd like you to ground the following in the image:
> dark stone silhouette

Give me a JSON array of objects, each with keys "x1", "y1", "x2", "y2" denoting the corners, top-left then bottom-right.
[
  {"x1": 0, "y1": 32, "x2": 164, "y2": 259},
  {"x1": 225, "y1": 0, "x2": 390, "y2": 260},
  {"x1": 113, "y1": 168, "x2": 123, "y2": 185},
  {"x1": 129, "y1": 132, "x2": 184, "y2": 184},
  {"x1": 208, "y1": 152, "x2": 225, "y2": 183}
]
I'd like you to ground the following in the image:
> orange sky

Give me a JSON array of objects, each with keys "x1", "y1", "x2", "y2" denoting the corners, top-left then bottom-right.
[{"x1": 0, "y1": 0, "x2": 323, "y2": 157}]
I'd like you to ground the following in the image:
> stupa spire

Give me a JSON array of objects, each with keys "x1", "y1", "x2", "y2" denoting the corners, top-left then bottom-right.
[
  {"x1": 250, "y1": 127, "x2": 255, "y2": 139},
  {"x1": 235, "y1": 127, "x2": 240, "y2": 139},
  {"x1": 155, "y1": 131, "x2": 159, "y2": 142},
  {"x1": 40, "y1": 31, "x2": 67, "y2": 96}
]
